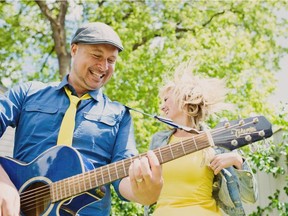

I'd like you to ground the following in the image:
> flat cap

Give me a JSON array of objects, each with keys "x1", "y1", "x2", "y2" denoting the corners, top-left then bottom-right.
[{"x1": 71, "y1": 22, "x2": 124, "y2": 51}]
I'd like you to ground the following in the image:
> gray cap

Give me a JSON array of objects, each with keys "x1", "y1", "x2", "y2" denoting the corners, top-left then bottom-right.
[{"x1": 71, "y1": 22, "x2": 124, "y2": 51}]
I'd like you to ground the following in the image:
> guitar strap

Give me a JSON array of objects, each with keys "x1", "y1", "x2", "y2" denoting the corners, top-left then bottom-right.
[{"x1": 125, "y1": 106, "x2": 200, "y2": 134}]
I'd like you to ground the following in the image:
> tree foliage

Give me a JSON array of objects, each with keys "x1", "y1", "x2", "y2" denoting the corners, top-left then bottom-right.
[{"x1": 0, "y1": 0, "x2": 287, "y2": 215}]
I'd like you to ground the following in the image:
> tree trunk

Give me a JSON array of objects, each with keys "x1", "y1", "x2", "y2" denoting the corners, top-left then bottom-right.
[{"x1": 35, "y1": 0, "x2": 70, "y2": 80}]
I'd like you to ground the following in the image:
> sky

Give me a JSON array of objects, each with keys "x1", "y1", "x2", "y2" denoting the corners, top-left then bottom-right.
[
  {"x1": 268, "y1": 8, "x2": 288, "y2": 107},
  {"x1": 269, "y1": 55, "x2": 288, "y2": 105}
]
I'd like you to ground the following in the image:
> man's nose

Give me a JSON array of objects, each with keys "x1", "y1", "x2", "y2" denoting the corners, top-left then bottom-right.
[{"x1": 97, "y1": 59, "x2": 109, "y2": 71}]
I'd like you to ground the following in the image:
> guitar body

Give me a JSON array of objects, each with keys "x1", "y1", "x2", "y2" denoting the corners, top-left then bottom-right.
[{"x1": 0, "y1": 146, "x2": 103, "y2": 216}]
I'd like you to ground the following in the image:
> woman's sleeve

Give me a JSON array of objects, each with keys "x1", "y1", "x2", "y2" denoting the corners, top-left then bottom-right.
[{"x1": 232, "y1": 159, "x2": 258, "y2": 203}]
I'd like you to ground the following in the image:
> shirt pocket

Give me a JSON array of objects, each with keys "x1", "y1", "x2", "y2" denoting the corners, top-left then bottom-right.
[
  {"x1": 79, "y1": 113, "x2": 118, "y2": 145},
  {"x1": 25, "y1": 104, "x2": 58, "y2": 114},
  {"x1": 218, "y1": 176, "x2": 236, "y2": 208},
  {"x1": 83, "y1": 113, "x2": 117, "y2": 127},
  {"x1": 23, "y1": 104, "x2": 59, "y2": 132},
  {"x1": 73, "y1": 113, "x2": 118, "y2": 158}
]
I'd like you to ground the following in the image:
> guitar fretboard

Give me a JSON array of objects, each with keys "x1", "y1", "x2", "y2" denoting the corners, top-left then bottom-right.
[{"x1": 50, "y1": 132, "x2": 212, "y2": 202}]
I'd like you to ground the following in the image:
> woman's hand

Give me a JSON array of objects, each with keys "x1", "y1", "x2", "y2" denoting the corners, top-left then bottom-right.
[{"x1": 209, "y1": 152, "x2": 243, "y2": 175}]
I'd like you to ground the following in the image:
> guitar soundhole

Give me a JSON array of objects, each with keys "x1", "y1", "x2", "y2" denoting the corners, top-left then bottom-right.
[{"x1": 20, "y1": 182, "x2": 50, "y2": 216}]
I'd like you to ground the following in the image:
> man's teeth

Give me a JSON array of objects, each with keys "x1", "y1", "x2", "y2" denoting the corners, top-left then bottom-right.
[{"x1": 91, "y1": 71, "x2": 104, "y2": 78}]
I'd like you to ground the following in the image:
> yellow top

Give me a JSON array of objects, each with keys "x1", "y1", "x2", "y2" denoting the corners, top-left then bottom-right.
[{"x1": 153, "y1": 135, "x2": 221, "y2": 216}]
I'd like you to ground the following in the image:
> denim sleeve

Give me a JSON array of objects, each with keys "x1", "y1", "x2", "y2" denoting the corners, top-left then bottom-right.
[
  {"x1": 111, "y1": 108, "x2": 138, "y2": 201},
  {"x1": 149, "y1": 133, "x2": 159, "y2": 150},
  {"x1": 231, "y1": 159, "x2": 258, "y2": 203},
  {"x1": 214, "y1": 147, "x2": 258, "y2": 204},
  {"x1": 0, "y1": 82, "x2": 31, "y2": 136},
  {"x1": 149, "y1": 130, "x2": 174, "y2": 150}
]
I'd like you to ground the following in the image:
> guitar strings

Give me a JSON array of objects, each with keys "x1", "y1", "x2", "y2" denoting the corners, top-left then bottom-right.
[
  {"x1": 19, "y1": 119, "x2": 259, "y2": 212},
  {"x1": 21, "y1": 120, "x2": 256, "y2": 208},
  {"x1": 20, "y1": 120, "x2": 254, "y2": 205},
  {"x1": 20, "y1": 185, "x2": 50, "y2": 210}
]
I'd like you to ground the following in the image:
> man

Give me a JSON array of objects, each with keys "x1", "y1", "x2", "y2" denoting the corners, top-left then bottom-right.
[{"x1": 0, "y1": 22, "x2": 162, "y2": 215}]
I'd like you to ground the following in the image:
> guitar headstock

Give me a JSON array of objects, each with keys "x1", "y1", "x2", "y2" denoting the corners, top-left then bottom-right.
[{"x1": 212, "y1": 116, "x2": 273, "y2": 150}]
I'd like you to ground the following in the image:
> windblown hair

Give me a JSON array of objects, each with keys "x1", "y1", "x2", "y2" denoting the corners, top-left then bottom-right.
[{"x1": 160, "y1": 61, "x2": 232, "y2": 130}]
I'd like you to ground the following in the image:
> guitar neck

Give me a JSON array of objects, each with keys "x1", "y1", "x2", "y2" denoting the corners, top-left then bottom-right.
[
  {"x1": 51, "y1": 132, "x2": 212, "y2": 202},
  {"x1": 153, "y1": 131, "x2": 212, "y2": 164}
]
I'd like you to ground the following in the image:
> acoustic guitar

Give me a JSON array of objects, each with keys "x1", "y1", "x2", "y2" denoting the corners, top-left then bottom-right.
[{"x1": 0, "y1": 115, "x2": 273, "y2": 215}]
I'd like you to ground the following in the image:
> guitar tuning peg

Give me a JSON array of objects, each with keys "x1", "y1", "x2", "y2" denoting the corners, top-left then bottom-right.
[
  {"x1": 219, "y1": 117, "x2": 230, "y2": 128},
  {"x1": 224, "y1": 122, "x2": 230, "y2": 128},
  {"x1": 259, "y1": 130, "x2": 265, "y2": 137},
  {"x1": 239, "y1": 119, "x2": 245, "y2": 126},
  {"x1": 231, "y1": 139, "x2": 238, "y2": 147},
  {"x1": 245, "y1": 135, "x2": 252, "y2": 142},
  {"x1": 237, "y1": 115, "x2": 247, "y2": 126},
  {"x1": 253, "y1": 117, "x2": 259, "y2": 124}
]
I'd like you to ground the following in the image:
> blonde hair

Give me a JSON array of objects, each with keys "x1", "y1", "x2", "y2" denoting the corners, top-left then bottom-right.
[
  {"x1": 160, "y1": 61, "x2": 233, "y2": 165},
  {"x1": 160, "y1": 61, "x2": 232, "y2": 129}
]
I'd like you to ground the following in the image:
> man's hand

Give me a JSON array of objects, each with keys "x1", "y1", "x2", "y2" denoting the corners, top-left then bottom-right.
[
  {"x1": 0, "y1": 166, "x2": 20, "y2": 216},
  {"x1": 120, "y1": 150, "x2": 163, "y2": 205}
]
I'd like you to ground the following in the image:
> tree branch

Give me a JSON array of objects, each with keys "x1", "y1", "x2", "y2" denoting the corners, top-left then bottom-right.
[
  {"x1": 39, "y1": 45, "x2": 55, "y2": 74},
  {"x1": 35, "y1": 0, "x2": 58, "y2": 26},
  {"x1": 132, "y1": 33, "x2": 161, "y2": 51},
  {"x1": 202, "y1": 10, "x2": 226, "y2": 27},
  {"x1": 35, "y1": 0, "x2": 70, "y2": 79},
  {"x1": 132, "y1": 10, "x2": 226, "y2": 51},
  {"x1": 58, "y1": 1, "x2": 68, "y2": 25}
]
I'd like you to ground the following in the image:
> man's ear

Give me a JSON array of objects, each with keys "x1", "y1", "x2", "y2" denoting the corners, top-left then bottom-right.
[{"x1": 71, "y1": 43, "x2": 78, "y2": 57}]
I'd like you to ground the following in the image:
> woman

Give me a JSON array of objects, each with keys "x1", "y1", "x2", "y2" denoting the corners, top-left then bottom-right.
[{"x1": 146, "y1": 62, "x2": 258, "y2": 216}]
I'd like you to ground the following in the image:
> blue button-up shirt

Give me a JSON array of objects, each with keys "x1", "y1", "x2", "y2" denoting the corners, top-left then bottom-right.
[{"x1": 0, "y1": 75, "x2": 138, "y2": 215}]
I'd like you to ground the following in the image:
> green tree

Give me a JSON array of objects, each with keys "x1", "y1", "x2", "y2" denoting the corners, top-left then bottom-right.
[{"x1": 0, "y1": 0, "x2": 287, "y2": 215}]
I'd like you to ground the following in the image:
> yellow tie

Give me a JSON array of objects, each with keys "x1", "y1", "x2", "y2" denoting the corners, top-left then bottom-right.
[{"x1": 57, "y1": 86, "x2": 91, "y2": 146}]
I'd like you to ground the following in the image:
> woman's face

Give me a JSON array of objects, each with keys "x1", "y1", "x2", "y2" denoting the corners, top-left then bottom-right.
[{"x1": 160, "y1": 91, "x2": 185, "y2": 122}]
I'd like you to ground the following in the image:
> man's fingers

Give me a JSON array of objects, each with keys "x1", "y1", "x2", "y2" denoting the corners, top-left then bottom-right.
[
  {"x1": 129, "y1": 158, "x2": 146, "y2": 187},
  {"x1": 129, "y1": 151, "x2": 162, "y2": 187},
  {"x1": 147, "y1": 150, "x2": 160, "y2": 166},
  {"x1": 145, "y1": 151, "x2": 162, "y2": 184},
  {"x1": 137, "y1": 156, "x2": 151, "y2": 183}
]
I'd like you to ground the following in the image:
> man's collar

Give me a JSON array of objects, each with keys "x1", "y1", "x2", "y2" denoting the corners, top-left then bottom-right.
[{"x1": 56, "y1": 74, "x2": 103, "y2": 102}]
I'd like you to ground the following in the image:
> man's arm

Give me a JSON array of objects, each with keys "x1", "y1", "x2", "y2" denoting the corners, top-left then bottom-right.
[
  {"x1": 0, "y1": 165, "x2": 20, "y2": 216},
  {"x1": 119, "y1": 151, "x2": 163, "y2": 205}
]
